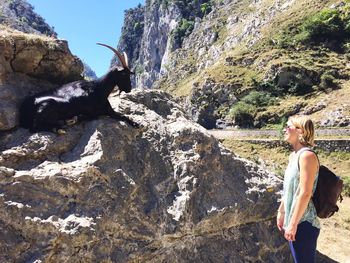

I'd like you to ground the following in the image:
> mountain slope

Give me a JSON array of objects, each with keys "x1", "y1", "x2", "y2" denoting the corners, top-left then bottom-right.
[
  {"x1": 118, "y1": 0, "x2": 350, "y2": 129},
  {"x1": 0, "y1": 0, "x2": 56, "y2": 36}
]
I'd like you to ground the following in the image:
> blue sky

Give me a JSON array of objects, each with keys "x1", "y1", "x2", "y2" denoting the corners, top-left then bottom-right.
[{"x1": 27, "y1": 0, "x2": 144, "y2": 77}]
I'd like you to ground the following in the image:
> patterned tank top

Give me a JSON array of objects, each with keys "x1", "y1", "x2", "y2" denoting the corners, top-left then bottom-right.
[{"x1": 283, "y1": 147, "x2": 320, "y2": 229}]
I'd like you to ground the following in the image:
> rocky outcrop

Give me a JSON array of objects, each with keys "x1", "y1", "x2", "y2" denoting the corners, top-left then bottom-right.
[
  {"x1": 320, "y1": 106, "x2": 350, "y2": 127},
  {"x1": 263, "y1": 64, "x2": 319, "y2": 95},
  {"x1": 0, "y1": 27, "x2": 83, "y2": 130},
  {"x1": 0, "y1": 0, "x2": 56, "y2": 37},
  {"x1": 0, "y1": 90, "x2": 289, "y2": 262},
  {"x1": 115, "y1": 4, "x2": 145, "y2": 77},
  {"x1": 118, "y1": 1, "x2": 182, "y2": 89},
  {"x1": 186, "y1": 78, "x2": 237, "y2": 129}
]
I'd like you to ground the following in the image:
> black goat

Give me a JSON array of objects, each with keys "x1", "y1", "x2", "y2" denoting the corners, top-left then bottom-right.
[{"x1": 19, "y1": 43, "x2": 138, "y2": 133}]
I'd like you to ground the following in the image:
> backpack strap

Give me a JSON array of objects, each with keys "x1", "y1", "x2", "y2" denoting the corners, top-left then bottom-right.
[
  {"x1": 296, "y1": 148, "x2": 320, "y2": 213},
  {"x1": 297, "y1": 147, "x2": 320, "y2": 171}
]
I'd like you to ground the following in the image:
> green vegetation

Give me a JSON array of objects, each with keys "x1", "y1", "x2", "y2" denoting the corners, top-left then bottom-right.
[
  {"x1": 241, "y1": 90, "x2": 277, "y2": 107},
  {"x1": 319, "y1": 70, "x2": 338, "y2": 90},
  {"x1": 258, "y1": 76, "x2": 313, "y2": 96},
  {"x1": 225, "y1": 70, "x2": 313, "y2": 127},
  {"x1": 171, "y1": 18, "x2": 195, "y2": 49},
  {"x1": 228, "y1": 101, "x2": 257, "y2": 127},
  {"x1": 134, "y1": 63, "x2": 144, "y2": 75},
  {"x1": 173, "y1": 0, "x2": 212, "y2": 19},
  {"x1": 343, "y1": 177, "x2": 350, "y2": 197},
  {"x1": 228, "y1": 91, "x2": 277, "y2": 127},
  {"x1": 277, "y1": 4, "x2": 350, "y2": 50},
  {"x1": 133, "y1": 22, "x2": 142, "y2": 31},
  {"x1": 170, "y1": 0, "x2": 212, "y2": 49},
  {"x1": 200, "y1": 2, "x2": 212, "y2": 16},
  {"x1": 20, "y1": 16, "x2": 28, "y2": 24}
]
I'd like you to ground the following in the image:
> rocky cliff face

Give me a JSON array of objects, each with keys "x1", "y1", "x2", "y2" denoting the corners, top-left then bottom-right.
[
  {"x1": 0, "y1": 89, "x2": 289, "y2": 262},
  {"x1": 117, "y1": 0, "x2": 212, "y2": 89},
  {"x1": 118, "y1": 0, "x2": 350, "y2": 129},
  {"x1": 118, "y1": 0, "x2": 300, "y2": 89},
  {"x1": 0, "y1": 26, "x2": 83, "y2": 130},
  {"x1": 0, "y1": 0, "x2": 56, "y2": 37},
  {"x1": 117, "y1": 1, "x2": 180, "y2": 89}
]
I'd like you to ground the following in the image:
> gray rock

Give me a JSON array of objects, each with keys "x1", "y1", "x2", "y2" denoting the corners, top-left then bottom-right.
[
  {"x1": 185, "y1": 79, "x2": 238, "y2": 129},
  {"x1": 319, "y1": 106, "x2": 350, "y2": 127},
  {"x1": 303, "y1": 101, "x2": 327, "y2": 115},
  {"x1": 0, "y1": 28, "x2": 84, "y2": 130},
  {"x1": 0, "y1": 90, "x2": 289, "y2": 262}
]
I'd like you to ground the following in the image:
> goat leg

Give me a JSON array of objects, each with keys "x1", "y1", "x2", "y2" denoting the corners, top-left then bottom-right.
[
  {"x1": 109, "y1": 111, "x2": 139, "y2": 128},
  {"x1": 104, "y1": 102, "x2": 138, "y2": 127},
  {"x1": 105, "y1": 103, "x2": 138, "y2": 127}
]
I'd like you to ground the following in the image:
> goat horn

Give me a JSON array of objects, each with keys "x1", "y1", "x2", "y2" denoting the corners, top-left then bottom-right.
[
  {"x1": 97, "y1": 43, "x2": 128, "y2": 69},
  {"x1": 123, "y1": 52, "x2": 129, "y2": 68}
]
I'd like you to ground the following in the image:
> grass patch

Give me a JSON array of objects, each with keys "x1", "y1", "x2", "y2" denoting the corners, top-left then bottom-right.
[
  {"x1": 206, "y1": 62, "x2": 261, "y2": 88},
  {"x1": 168, "y1": 72, "x2": 200, "y2": 97},
  {"x1": 276, "y1": 4, "x2": 350, "y2": 50},
  {"x1": 317, "y1": 150, "x2": 350, "y2": 177}
]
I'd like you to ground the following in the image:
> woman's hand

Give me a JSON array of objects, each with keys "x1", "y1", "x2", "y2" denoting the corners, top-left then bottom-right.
[
  {"x1": 276, "y1": 211, "x2": 284, "y2": 231},
  {"x1": 284, "y1": 223, "x2": 297, "y2": 241}
]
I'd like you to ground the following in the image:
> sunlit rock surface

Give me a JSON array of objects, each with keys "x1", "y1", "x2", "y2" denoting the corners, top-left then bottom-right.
[
  {"x1": 0, "y1": 90, "x2": 289, "y2": 262},
  {"x1": 0, "y1": 27, "x2": 83, "y2": 130}
]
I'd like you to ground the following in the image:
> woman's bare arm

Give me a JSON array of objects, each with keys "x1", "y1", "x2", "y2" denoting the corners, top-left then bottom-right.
[{"x1": 284, "y1": 151, "x2": 318, "y2": 241}]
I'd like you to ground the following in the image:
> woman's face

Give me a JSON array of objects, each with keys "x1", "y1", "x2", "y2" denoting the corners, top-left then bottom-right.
[{"x1": 283, "y1": 120, "x2": 301, "y2": 144}]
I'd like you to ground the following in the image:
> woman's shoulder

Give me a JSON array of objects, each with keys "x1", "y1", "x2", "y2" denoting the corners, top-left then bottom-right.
[
  {"x1": 299, "y1": 149, "x2": 318, "y2": 165},
  {"x1": 299, "y1": 149, "x2": 317, "y2": 159}
]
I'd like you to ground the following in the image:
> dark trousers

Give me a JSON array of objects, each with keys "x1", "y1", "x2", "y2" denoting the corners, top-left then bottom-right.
[{"x1": 288, "y1": 221, "x2": 320, "y2": 263}]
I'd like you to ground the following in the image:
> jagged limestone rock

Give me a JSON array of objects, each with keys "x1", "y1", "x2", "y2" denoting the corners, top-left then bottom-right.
[
  {"x1": 0, "y1": 90, "x2": 290, "y2": 262},
  {"x1": 0, "y1": 27, "x2": 83, "y2": 130},
  {"x1": 185, "y1": 78, "x2": 238, "y2": 129},
  {"x1": 0, "y1": 0, "x2": 57, "y2": 36}
]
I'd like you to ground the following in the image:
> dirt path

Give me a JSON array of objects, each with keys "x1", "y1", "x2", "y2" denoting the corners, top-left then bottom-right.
[
  {"x1": 208, "y1": 128, "x2": 350, "y2": 139},
  {"x1": 317, "y1": 197, "x2": 350, "y2": 263}
]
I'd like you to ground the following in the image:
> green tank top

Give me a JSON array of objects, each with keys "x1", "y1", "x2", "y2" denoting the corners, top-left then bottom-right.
[{"x1": 283, "y1": 147, "x2": 320, "y2": 229}]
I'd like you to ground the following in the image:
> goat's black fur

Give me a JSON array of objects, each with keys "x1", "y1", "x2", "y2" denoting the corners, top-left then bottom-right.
[{"x1": 19, "y1": 45, "x2": 138, "y2": 133}]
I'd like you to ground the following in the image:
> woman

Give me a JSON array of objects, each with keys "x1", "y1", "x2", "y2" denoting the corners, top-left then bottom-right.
[{"x1": 277, "y1": 116, "x2": 320, "y2": 263}]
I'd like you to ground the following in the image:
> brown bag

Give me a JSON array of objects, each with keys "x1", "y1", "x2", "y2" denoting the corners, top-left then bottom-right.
[
  {"x1": 298, "y1": 148, "x2": 343, "y2": 218},
  {"x1": 312, "y1": 165, "x2": 343, "y2": 218}
]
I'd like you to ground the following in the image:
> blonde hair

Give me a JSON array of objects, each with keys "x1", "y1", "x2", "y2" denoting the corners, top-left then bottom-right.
[{"x1": 290, "y1": 115, "x2": 315, "y2": 147}]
